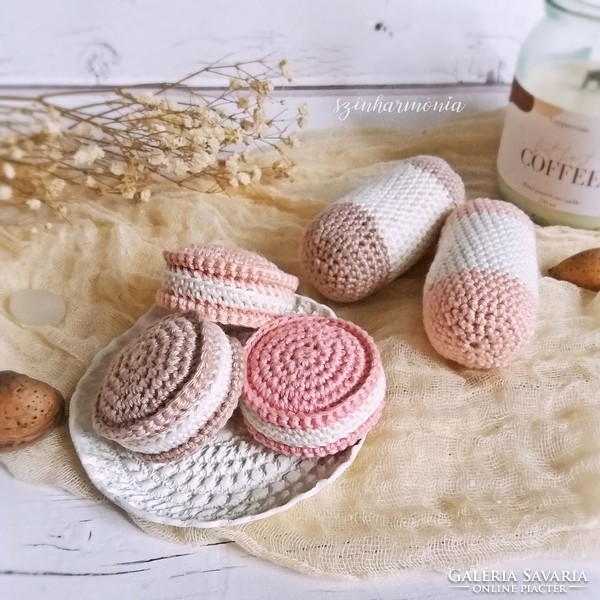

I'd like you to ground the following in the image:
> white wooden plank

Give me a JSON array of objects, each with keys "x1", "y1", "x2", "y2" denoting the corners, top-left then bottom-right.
[
  {"x1": 2, "y1": 469, "x2": 600, "y2": 600},
  {"x1": 0, "y1": 0, "x2": 544, "y2": 86}
]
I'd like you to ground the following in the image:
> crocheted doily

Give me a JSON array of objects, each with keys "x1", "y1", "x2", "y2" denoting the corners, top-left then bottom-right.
[{"x1": 69, "y1": 299, "x2": 362, "y2": 528}]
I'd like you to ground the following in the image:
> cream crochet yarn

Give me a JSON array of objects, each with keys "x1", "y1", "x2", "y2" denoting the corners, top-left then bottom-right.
[
  {"x1": 93, "y1": 312, "x2": 243, "y2": 462},
  {"x1": 301, "y1": 155, "x2": 465, "y2": 302},
  {"x1": 423, "y1": 198, "x2": 539, "y2": 369}
]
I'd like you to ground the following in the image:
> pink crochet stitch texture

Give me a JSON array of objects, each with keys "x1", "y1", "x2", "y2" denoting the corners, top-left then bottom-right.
[
  {"x1": 93, "y1": 312, "x2": 243, "y2": 462},
  {"x1": 241, "y1": 315, "x2": 386, "y2": 457},
  {"x1": 423, "y1": 198, "x2": 539, "y2": 369},
  {"x1": 156, "y1": 243, "x2": 299, "y2": 328},
  {"x1": 301, "y1": 155, "x2": 465, "y2": 302}
]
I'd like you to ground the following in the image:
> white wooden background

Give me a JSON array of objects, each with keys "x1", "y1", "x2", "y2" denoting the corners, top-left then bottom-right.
[
  {"x1": 5, "y1": 1, "x2": 600, "y2": 599},
  {"x1": 0, "y1": 0, "x2": 543, "y2": 87}
]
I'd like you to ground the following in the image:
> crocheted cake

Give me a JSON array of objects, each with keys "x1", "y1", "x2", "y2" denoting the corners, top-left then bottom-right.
[
  {"x1": 156, "y1": 243, "x2": 299, "y2": 328},
  {"x1": 93, "y1": 312, "x2": 243, "y2": 462},
  {"x1": 301, "y1": 155, "x2": 465, "y2": 302},
  {"x1": 423, "y1": 198, "x2": 539, "y2": 369},
  {"x1": 240, "y1": 315, "x2": 385, "y2": 457}
]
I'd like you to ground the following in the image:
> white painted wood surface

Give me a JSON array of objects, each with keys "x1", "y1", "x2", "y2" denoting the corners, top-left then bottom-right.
[
  {"x1": 2, "y1": 469, "x2": 600, "y2": 600},
  {"x1": 0, "y1": 0, "x2": 544, "y2": 87}
]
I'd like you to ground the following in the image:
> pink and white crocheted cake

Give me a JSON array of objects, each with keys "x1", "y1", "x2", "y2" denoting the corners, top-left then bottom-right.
[
  {"x1": 301, "y1": 155, "x2": 465, "y2": 302},
  {"x1": 240, "y1": 315, "x2": 385, "y2": 457},
  {"x1": 156, "y1": 243, "x2": 299, "y2": 328},
  {"x1": 93, "y1": 312, "x2": 243, "y2": 462},
  {"x1": 423, "y1": 198, "x2": 539, "y2": 369}
]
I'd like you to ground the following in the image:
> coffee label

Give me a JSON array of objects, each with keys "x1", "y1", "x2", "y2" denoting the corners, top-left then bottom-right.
[{"x1": 497, "y1": 78, "x2": 600, "y2": 217}]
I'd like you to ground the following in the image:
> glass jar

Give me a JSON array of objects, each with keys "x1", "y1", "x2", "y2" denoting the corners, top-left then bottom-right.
[{"x1": 497, "y1": 0, "x2": 600, "y2": 229}]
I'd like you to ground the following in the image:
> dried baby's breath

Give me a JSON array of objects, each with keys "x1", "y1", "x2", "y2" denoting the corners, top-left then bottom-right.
[
  {"x1": 0, "y1": 59, "x2": 305, "y2": 229},
  {"x1": 0, "y1": 185, "x2": 12, "y2": 201},
  {"x1": 279, "y1": 60, "x2": 293, "y2": 82},
  {"x1": 25, "y1": 198, "x2": 42, "y2": 210},
  {"x1": 297, "y1": 103, "x2": 309, "y2": 128},
  {"x1": 2, "y1": 162, "x2": 16, "y2": 180}
]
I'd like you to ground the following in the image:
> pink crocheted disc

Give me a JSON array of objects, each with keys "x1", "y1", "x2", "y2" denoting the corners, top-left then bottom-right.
[
  {"x1": 157, "y1": 243, "x2": 300, "y2": 328},
  {"x1": 241, "y1": 315, "x2": 386, "y2": 457},
  {"x1": 156, "y1": 289, "x2": 286, "y2": 330},
  {"x1": 93, "y1": 312, "x2": 243, "y2": 462}
]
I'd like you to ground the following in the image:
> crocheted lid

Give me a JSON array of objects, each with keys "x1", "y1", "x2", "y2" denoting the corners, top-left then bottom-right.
[
  {"x1": 93, "y1": 312, "x2": 242, "y2": 462},
  {"x1": 157, "y1": 244, "x2": 300, "y2": 328},
  {"x1": 241, "y1": 315, "x2": 385, "y2": 457}
]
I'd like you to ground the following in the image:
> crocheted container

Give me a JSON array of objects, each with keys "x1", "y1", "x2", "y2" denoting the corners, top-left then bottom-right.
[
  {"x1": 71, "y1": 306, "x2": 363, "y2": 527},
  {"x1": 241, "y1": 315, "x2": 386, "y2": 457},
  {"x1": 301, "y1": 155, "x2": 465, "y2": 302},
  {"x1": 156, "y1": 244, "x2": 299, "y2": 328},
  {"x1": 93, "y1": 312, "x2": 243, "y2": 462},
  {"x1": 423, "y1": 198, "x2": 539, "y2": 369}
]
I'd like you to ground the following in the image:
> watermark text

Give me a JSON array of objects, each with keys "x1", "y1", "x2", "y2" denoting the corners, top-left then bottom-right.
[{"x1": 334, "y1": 94, "x2": 467, "y2": 121}]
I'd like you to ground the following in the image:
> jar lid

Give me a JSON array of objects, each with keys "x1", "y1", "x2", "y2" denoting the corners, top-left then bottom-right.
[{"x1": 547, "y1": 0, "x2": 600, "y2": 20}]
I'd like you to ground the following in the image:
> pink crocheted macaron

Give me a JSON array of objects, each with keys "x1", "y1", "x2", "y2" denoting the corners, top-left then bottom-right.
[
  {"x1": 93, "y1": 312, "x2": 243, "y2": 462},
  {"x1": 301, "y1": 155, "x2": 465, "y2": 302},
  {"x1": 423, "y1": 198, "x2": 538, "y2": 369},
  {"x1": 156, "y1": 244, "x2": 299, "y2": 328},
  {"x1": 240, "y1": 315, "x2": 386, "y2": 457}
]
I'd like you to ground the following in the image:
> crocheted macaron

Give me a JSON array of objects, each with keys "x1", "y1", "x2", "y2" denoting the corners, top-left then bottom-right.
[
  {"x1": 240, "y1": 315, "x2": 385, "y2": 457},
  {"x1": 301, "y1": 155, "x2": 465, "y2": 302},
  {"x1": 423, "y1": 198, "x2": 538, "y2": 369},
  {"x1": 156, "y1": 244, "x2": 299, "y2": 328},
  {"x1": 93, "y1": 312, "x2": 243, "y2": 462}
]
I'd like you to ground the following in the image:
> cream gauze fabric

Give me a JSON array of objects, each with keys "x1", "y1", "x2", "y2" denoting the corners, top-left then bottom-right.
[{"x1": 1, "y1": 111, "x2": 600, "y2": 578}]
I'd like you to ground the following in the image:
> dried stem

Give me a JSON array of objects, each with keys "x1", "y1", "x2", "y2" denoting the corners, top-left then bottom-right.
[{"x1": 0, "y1": 58, "x2": 306, "y2": 227}]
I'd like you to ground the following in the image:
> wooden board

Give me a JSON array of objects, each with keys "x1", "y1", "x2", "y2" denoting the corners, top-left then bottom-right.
[{"x1": 0, "y1": 0, "x2": 543, "y2": 87}]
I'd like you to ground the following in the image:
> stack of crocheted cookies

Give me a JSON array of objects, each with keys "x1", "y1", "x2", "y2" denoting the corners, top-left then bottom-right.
[{"x1": 93, "y1": 243, "x2": 386, "y2": 463}]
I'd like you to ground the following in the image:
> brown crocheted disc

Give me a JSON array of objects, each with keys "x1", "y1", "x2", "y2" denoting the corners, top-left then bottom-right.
[{"x1": 93, "y1": 312, "x2": 241, "y2": 461}]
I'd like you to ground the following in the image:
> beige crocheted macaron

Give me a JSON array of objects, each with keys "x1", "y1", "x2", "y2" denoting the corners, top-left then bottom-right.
[{"x1": 93, "y1": 312, "x2": 243, "y2": 462}]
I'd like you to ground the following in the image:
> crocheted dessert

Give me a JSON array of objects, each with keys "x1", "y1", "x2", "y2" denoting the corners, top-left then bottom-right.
[
  {"x1": 301, "y1": 155, "x2": 465, "y2": 302},
  {"x1": 241, "y1": 315, "x2": 386, "y2": 457},
  {"x1": 93, "y1": 312, "x2": 243, "y2": 462},
  {"x1": 156, "y1": 243, "x2": 299, "y2": 328},
  {"x1": 423, "y1": 198, "x2": 539, "y2": 369}
]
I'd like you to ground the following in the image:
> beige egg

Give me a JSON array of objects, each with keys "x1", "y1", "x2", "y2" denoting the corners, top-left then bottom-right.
[{"x1": 0, "y1": 371, "x2": 64, "y2": 451}]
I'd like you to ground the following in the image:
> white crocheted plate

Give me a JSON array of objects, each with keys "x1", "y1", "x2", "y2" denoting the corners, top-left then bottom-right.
[{"x1": 69, "y1": 297, "x2": 363, "y2": 528}]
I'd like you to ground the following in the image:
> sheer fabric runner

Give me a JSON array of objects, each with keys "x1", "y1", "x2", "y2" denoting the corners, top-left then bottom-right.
[{"x1": 2, "y1": 112, "x2": 599, "y2": 578}]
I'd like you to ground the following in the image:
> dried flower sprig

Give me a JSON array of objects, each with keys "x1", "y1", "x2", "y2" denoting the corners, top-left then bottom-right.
[{"x1": 0, "y1": 58, "x2": 307, "y2": 225}]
